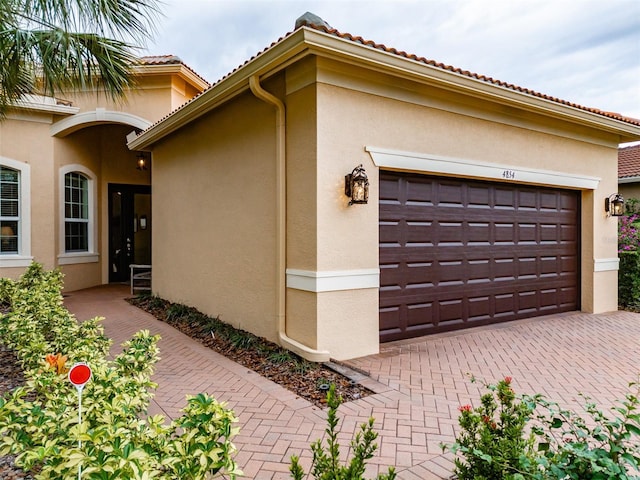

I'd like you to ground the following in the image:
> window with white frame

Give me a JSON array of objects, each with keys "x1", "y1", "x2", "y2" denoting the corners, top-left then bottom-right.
[
  {"x1": 0, "y1": 158, "x2": 31, "y2": 266},
  {"x1": 59, "y1": 165, "x2": 97, "y2": 264},
  {"x1": 64, "y1": 172, "x2": 89, "y2": 252},
  {"x1": 1, "y1": 166, "x2": 19, "y2": 254}
]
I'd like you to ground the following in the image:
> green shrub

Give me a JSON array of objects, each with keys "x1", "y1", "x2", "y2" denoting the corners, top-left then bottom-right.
[
  {"x1": 0, "y1": 263, "x2": 242, "y2": 479},
  {"x1": 619, "y1": 251, "x2": 640, "y2": 308},
  {"x1": 524, "y1": 381, "x2": 640, "y2": 480},
  {"x1": 290, "y1": 384, "x2": 396, "y2": 480}
]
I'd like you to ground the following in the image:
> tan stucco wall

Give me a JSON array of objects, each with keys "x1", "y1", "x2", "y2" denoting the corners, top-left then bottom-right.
[
  {"x1": 151, "y1": 90, "x2": 279, "y2": 342},
  {"x1": 63, "y1": 74, "x2": 186, "y2": 121},
  {"x1": 0, "y1": 112, "x2": 56, "y2": 277}
]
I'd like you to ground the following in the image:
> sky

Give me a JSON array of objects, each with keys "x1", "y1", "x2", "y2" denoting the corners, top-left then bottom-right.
[{"x1": 144, "y1": 0, "x2": 640, "y2": 122}]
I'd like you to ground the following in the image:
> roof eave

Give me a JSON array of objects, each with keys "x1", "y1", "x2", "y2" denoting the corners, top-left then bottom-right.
[
  {"x1": 129, "y1": 29, "x2": 310, "y2": 151},
  {"x1": 619, "y1": 176, "x2": 640, "y2": 184},
  {"x1": 129, "y1": 26, "x2": 640, "y2": 150}
]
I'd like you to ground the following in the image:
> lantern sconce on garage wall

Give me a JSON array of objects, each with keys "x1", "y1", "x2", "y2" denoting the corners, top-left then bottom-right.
[
  {"x1": 344, "y1": 164, "x2": 369, "y2": 206},
  {"x1": 136, "y1": 152, "x2": 148, "y2": 171},
  {"x1": 605, "y1": 193, "x2": 625, "y2": 217}
]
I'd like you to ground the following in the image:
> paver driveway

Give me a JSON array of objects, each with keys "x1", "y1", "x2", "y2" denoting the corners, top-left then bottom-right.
[{"x1": 64, "y1": 285, "x2": 640, "y2": 479}]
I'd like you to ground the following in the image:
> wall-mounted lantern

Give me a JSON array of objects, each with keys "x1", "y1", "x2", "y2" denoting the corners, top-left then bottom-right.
[
  {"x1": 605, "y1": 193, "x2": 625, "y2": 217},
  {"x1": 344, "y1": 164, "x2": 369, "y2": 206},
  {"x1": 136, "y1": 152, "x2": 148, "y2": 171}
]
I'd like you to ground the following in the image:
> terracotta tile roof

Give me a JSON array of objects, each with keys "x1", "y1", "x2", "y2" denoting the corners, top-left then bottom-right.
[
  {"x1": 136, "y1": 17, "x2": 640, "y2": 139},
  {"x1": 295, "y1": 20, "x2": 640, "y2": 127},
  {"x1": 138, "y1": 55, "x2": 210, "y2": 86},
  {"x1": 619, "y1": 144, "x2": 640, "y2": 178}
]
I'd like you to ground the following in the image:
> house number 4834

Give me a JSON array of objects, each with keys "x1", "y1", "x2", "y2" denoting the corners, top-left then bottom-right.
[{"x1": 502, "y1": 170, "x2": 516, "y2": 179}]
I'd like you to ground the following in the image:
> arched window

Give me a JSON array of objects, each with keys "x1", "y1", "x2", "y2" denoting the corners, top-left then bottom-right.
[
  {"x1": 0, "y1": 158, "x2": 31, "y2": 267},
  {"x1": 59, "y1": 165, "x2": 98, "y2": 264}
]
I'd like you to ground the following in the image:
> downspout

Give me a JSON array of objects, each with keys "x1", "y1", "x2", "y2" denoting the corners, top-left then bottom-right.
[{"x1": 249, "y1": 74, "x2": 330, "y2": 363}]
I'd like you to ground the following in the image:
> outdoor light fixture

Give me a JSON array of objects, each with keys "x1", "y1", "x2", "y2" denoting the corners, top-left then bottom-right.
[
  {"x1": 344, "y1": 164, "x2": 369, "y2": 205},
  {"x1": 605, "y1": 193, "x2": 625, "y2": 217},
  {"x1": 136, "y1": 152, "x2": 147, "y2": 171}
]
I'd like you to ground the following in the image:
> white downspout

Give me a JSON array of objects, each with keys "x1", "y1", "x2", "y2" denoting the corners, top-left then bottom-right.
[{"x1": 249, "y1": 75, "x2": 330, "y2": 363}]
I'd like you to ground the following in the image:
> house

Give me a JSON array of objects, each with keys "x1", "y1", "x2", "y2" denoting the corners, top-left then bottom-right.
[
  {"x1": 0, "y1": 56, "x2": 209, "y2": 291},
  {"x1": 128, "y1": 13, "x2": 640, "y2": 361},
  {"x1": 618, "y1": 144, "x2": 640, "y2": 209},
  {"x1": 6, "y1": 12, "x2": 640, "y2": 362}
]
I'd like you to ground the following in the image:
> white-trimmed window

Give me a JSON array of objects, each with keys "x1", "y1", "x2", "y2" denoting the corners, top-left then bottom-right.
[
  {"x1": 0, "y1": 158, "x2": 31, "y2": 267},
  {"x1": 58, "y1": 165, "x2": 98, "y2": 264}
]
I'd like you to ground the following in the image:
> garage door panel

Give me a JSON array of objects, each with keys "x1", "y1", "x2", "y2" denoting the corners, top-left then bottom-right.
[{"x1": 379, "y1": 172, "x2": 580, "y2": 341}]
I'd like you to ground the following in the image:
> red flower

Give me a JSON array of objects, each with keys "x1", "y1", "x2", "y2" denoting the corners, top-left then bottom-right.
[
  {"x1": 504, "y1": 376, "x2": 512, "y2": 385},
  {"x1": 458, "y1": 404, "x2": 472, "y2": 412}
]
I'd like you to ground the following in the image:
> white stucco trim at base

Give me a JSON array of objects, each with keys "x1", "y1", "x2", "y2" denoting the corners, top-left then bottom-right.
[
  {"x1": 593, "y1": 258, "x2": 620, "y2": 272},
  {"x1": 366, "y1": 146, "x2": 601, "y2": 190},
  {"x1": 58, "y1": 253, "x2": 99, "y2": 265},
  {"x1": 286, "y1": 268, "x2": 380, "y2": 292},
  {"x1": 0, "y1": 255, "x2": 34, "y2": 268}
]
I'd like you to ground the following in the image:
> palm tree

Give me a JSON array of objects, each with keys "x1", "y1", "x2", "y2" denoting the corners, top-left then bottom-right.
[{"x1": 0, "y1": 0, "x2": 161, "y2": 115}]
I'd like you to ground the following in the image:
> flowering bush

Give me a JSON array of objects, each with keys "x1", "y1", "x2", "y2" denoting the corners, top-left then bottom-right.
[
  {"x1": 618, "y1": 214, "x2": 640, "y2": 252},
  {"x1": 446, "y1": 377, "x2": 640, "y2": 480},
  {"x1": 447, "y1": 377, "x2": 536, "y2": 479}
]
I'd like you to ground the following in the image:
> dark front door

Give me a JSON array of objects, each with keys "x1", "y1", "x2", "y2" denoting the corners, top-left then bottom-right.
[
  {"x1": 379, "y1": 172, "x2": 580, "y2": 342},
  {"x1": 109, "y1": 184, "x2": 151, "y2": 283}
]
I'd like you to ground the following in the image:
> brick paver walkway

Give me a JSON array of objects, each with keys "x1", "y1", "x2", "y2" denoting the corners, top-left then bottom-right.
[{"x1": 64, "y1": 285, "x2": 640, "y2": 479}]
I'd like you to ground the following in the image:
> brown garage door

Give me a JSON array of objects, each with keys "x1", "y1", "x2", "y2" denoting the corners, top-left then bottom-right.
[{"x1": 379, "y1": 172, "x2": 580, "y2": 342}]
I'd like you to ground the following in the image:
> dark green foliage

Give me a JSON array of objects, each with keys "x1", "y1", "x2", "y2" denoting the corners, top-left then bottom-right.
[{"x1": 619, "y1": 251, "x2": 640, "y2": 309}]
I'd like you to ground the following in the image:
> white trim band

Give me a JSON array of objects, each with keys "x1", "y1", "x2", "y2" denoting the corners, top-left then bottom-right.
[
  {"x1": 286, "y1": 268, "x2": 380, "y2": 292},
  {"x1": 0, "y1": 255, "x2": 34, "y2": 268},
  {"x1": 51, "y1": 108, "x2": 152, "y2": 137},
  {"x1": 366, "y1": 146, "x2": 600, "y2": 190},
  {"x1": 58, "y1": 253, "x2": 99, "y2": 265},
  {"x1": 593, "y1": 258, "x2": 620, "y2": 272}
]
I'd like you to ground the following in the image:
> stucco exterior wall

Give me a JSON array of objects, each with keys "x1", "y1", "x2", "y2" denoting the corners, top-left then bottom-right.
[
  {"x1": 0, "y1": 112, "x2": 56, "y2": 276},
  {"x1": 151, "y1": 90, "x2": 279, "y2": 342}
]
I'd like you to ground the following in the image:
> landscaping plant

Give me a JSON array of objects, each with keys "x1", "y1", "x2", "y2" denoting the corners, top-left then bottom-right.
[
  {"x1": 0, "y1": 263, "x2": 241, "y2": 479},
  {"x1": 618, "y1": 210, "x2": 640, "y2": 309},
  {"x1": 524, "y1": 380, "x2": 640, "y2": 480},
  {"x1": 289, "y1": 384, "x2": 396, "y2": 480},
  {"x1": 446, "y1": 377, "x2": 640, "y2": 480},
  {"x1": 447, "y1": 377, "x2": 536, "y2": 480}
]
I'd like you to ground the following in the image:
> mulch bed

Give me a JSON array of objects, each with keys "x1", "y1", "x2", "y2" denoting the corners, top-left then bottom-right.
[{"x1": 127, "y1": 295, "x2": 372, "y2": 408}]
